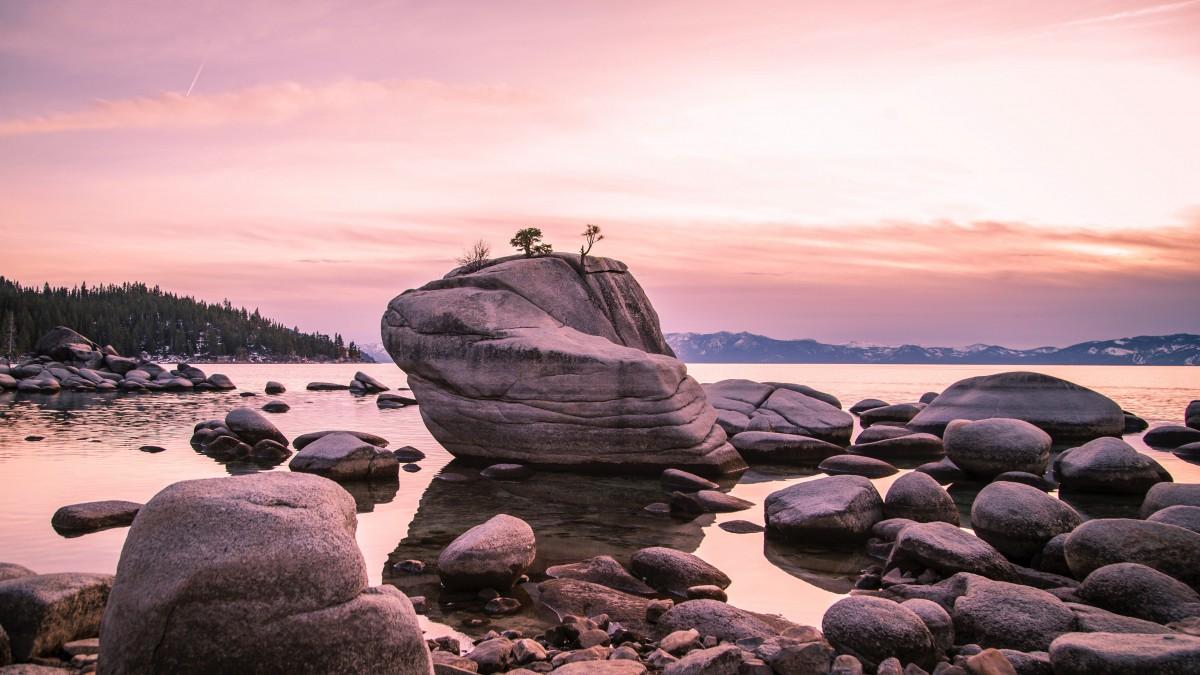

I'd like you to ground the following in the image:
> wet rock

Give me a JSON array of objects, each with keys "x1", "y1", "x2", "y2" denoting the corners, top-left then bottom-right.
[
  {"x1": 952, "y1": 574, "x2": 1075, "y2": 651},
  {"x1": 916, "y1": 458, "x2": 968, "y2": 485},
  {"x1": 288, "y1": 432, "x2": 399, "y2": 480},
  {"x1": 223, "y1": 407, "x2": 288, "y2": 447},
  {"x1": 889, "y1": 522, "x2": 1014, "y2": 581},
  {"x1": 718, "y1": 520, "x2": 764, "y2": 534},
  {"x1": 392, "y1": 446, "x2": 425, "y2": 462},
  {"x1": 942, "y1": 418, "x2": 1051, "y2": 480},
  {"x1": 544, "y1": 556, "x2": 654, "y2": 596},
  {"x1": 661, "y1": 469, "x2": 719, "y2": 491},
  {"x1": 860, "y1": 403, "x2": 924, "y2": 428},
  {"x1": 537, "y1": 579, "x2": 652, "y2": 635},
  {"x1": 0, "y1": 573, "x2": 112, "y2": 661},
  {"x1": 1064, "y1": 518, "x2": 1200, "y2": 587},
  {"x1": 1140, "y1": 483, "x2": 1200, "y2": 517},
  {"x1": 50, "y1": 501, "x2": 142, "y2": 534},
  {"x1": 250, "y1": 439, "x2": 290, "y2": 461},
  {"x1": 264, "y1": 381, "x2": 285, "y2": 394},
  {"x1": 1123, "y1": 412, "x2": 1149, "y2": 434},
  {"x1": 630, "y1": 548, "x2": 729, "y2": 597},
  {"x1": 261, "y1": 400, "x2": 289, "y2": 413},
  {"x1": 512, "y1": 638, "x2": 546, "y2": 664},
  {"x1": 819, "y1": 454, "x2": 898, "y2": 478},
  {"x1": 98, "y1": 473, "x2": 429, "y2": 674},
  {"x1": 1174, "y1": 441, "x2": 1200, "y2": 460},
  {"x1": 483, "y1": 597, "x2": 522, "y2": 615},
  {"x1": 970, "y1": 482, "x2": 1082, "y2": 564},
  {"x1": 377, "y1": 393, "x2": 418, "y2": 408},
  {"x1": 728, "y1": 432, "x2": 844, "y2": 465},
  {"x1": 480, "y1": 464, "x2": 533, "y2": 481},
  {"x1": 1144, "y1": 425, "x2": 1200, "y2": 449},
  {"x1": 669, "y1": 490, "x2": 753, "y2": 515},
  {"x1": 902, "y1": 598, "x2": 954, "y2": 653},
  {"x1": 1048, "y1": 632, "x2": 1200, "y2": 675},
  {"x1": 206, "y1": 373, "x2": 236, "y2": 390},
  {"x1": 764, "y1": 475, "x2": 883, "y2": 545},
  {"x1": 306, "y1": 381, "x2": 350, "y2": 390},
  {"x1": 822, "y1": 595, "x2": 937, "y2": 671},
  {"x1": 851, "y1": 433, "x2": 945, "y2": 460},
  {"x1": 706, "y1": 379, "x2": 852, "y2": 444},
  {"x1": 1077, "y1": 562, "x2": 1200, "y2": 624},
  {"x1": 850, "y1": 398, "x2": 889, "y2": 415},
  {"x1": 884, "y1": 472, "x2": 959, "y2": 525},
  {"x1": 352, "y1": 371, "x2": 389, "y2": 393},
  {"x1": 293, "y1": 430, "x2": 390, "y2": 450},
  {"x1": 662, "y1": 643, "x2": 741, "y2": 675},
  {"x1": 1054, "y1": 437, "x2": 1169, "y2": 494},
  {"x1": 1147, "y1": 505, "x2": 1200, "y2": 534},
  {"x1": 656, "y1": 600, "x2": 791, "y2": 642},
  {"x1": 908, "y1": 371, "x2": 1124, "y2": 443},
  {"x1": 137, "y1": 445, "x2": 165, "y2": 454},
  {"x1": 438, "y1": 514, "x2": 535, "y2": 591}
]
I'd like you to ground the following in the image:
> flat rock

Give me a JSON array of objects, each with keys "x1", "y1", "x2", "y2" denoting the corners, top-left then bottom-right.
[
  {"x1": 1144, "y1": 425, "x2": 1200, "y2": 449},
  {"x1": 630, "y1": 547, "x2": 730, "y2": 596},
  {"x1": 661, "y1": 469, "x2": 719, "y2": 491},
  {"x1": 729, "y1": 431, "x2": 844, "y2": 465},
  {"x1": 970, "y1": 482, "x2": 1082, "y2": 564},
  {"x1": 818, "y1": 454, "x2": 898, "y2": 478},
  {"x1": 0, "y1": 573, "x2": 112, "y2": 661},
  {"x1": 1054, "y1": 437, "x2": 1169, "y2": 494},
  {"x1": 952, "y1": 574, "x2": 1076, "y2": 652},
  {"x1": 718, "y1": 520, "x2": 764, "y2": 534},
  {"x1": 889, "y1": 522, "x2": 1014, "y2": 581},
  {"x1": 1049, "y1": 632, "x2": 1200, "y2": 675},
  {"x1": 884, "y1": 472, "x2": 959, "y2": 525},
  {"x1": 537, "y1": 579, "x2": 652, "y2": 635},
  {"x1": 822, "y1": 595, "x2": 937, "y2": 671},
  {"x1": 764, "y1": 475, "x2": 883, "y2": 545},
  {"x1": 50, "y1": 501, "x2": 142, "y2": 534},
  {"x1": 670, "y1": 490, "x2": 753, "y2": 515},
  {"x1": 1077, "y1": 562, "x2": 1200, "y2": 624},
  {"x1": 908, "y1": 371, "x2": 1124, "y2": 443},
  {"x1": 288, "y1": 432, "x2": 399, "y2": 480},
  {"x1": 544, "y1": 556, "x2": 655, "y2": 596},
  {"x1": 437, "y1": 514, "x2": 536, "y2": 591},
  {"x1": 1064, "y1": 518, "x2": 1200, "y2": 588},
  {"x1": 850, "y1": 433, "x2": 945, "y2": 460},
  {"x1": 306, "y1": 381, "x2": 350, "y2": 390},
  {"x1": 859, "y1": 403, "x2": 924, "y2": 427},
  {"x1": 98, "y1": 473, "x2": 430, "y2": 674},
  {"x1": 480, "y1": 463, "x2": 533, "y2": 481},
  {"x1": 942, "y1": 418, "x2": 1051, "y2": 480}
]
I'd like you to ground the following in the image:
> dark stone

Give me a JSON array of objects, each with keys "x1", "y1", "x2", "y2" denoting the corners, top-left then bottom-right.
[
  {"x1": 729, "y1": 432, "x2": 844, "y2": 465},
  {"x1": 993, "y1": 471, "x2": 1055, "y2": 492},
  {"x1": 307, "y1": 381, "x2": 351, "y2": 390},
  {"x1": 1140, "y1": 483, "x2": 1200, "y2": 517},
  {"x1": 292, "y1": 429, "x2": 389, "y2": 449},
  {"x1": 970, "y1": 482, "x2": 1082, "y2": 564},
  {"x1": 860, "y1": 404, "x2": 924, "y2": 428},
  {"x1": 657, "y1": 599, "x2": 801, "y2": 643},
  {"x1": 480, "y1": 464, "x2": 534, "y2": 481},
  {"x1": 1143, "y1": 425, "x2": 1200, "y2": 449},
  {"x1": 1054, "y1": 437, "x2": 1169, "y2": 495},
  {"x1": 544, "y1": 556, "x2": 655, "y2": 596},
  {"x1": 288, "y1": 432, "x2": 399, "y2": 480},
  {"x1": 1064, "y1": 518, "x2": 1200, "y2": 588},
  {"x1": 707, "y1": 379, "x2": 852, "y2": 445},
  {"x1": 884, "y1": 472, "x2": 959, "y2": 525},
  {"x1": 50, "y1": 501, "x2": 142, "y2": 534},
  {"x1": 1077, "y1": 562, "x2": 1200, "y2": 624},
  {"x1": 630, "y1": 547, "x2": 729, "y2": 597},
  {"x1": 137, "y1": 445, "x2": 166, "y2": 454},
  {"x1": 437, "y1": 514, "x2": 536, "y2": 591},
  {"x1": 951, "y1": 574, "x2": 1075, "y2": 652},
  {"x1": 850, "y1": 433, "x2": 945, "y2": 460},
  {"x1": 1049, "y1": 632, "x2": 1200, "y2": 675},
  {"x1": 223, "y1": 407, "x2": 288, "y2": 447},
  {"x1": 764, "y1": 475, "x2": 883, "y2": 545},
  {"x1": 718, "y1": 520, "x2": 764, "y2": 534},
  {"x1": 264, "y1": 381, "x2": 286, "y2": 394},
  {"x1": 850, "y1": 399, "x2": 889, "y2": 415},
  {"x1": 393, "y1": 446, "x2": 426, "y2": 461},
  {"x1": 943, "y1": 418, "x2": 1051, "y2": 480},
  {"x1": 856, "y1": 425, "x2": 918, "y2": 444},
  {"x1": 669, "y1": 490, "x2": 753, "y2": 515},
  {"x1": 819, "y1": 454, "x2": 898, "y2": 478},
  {"x1": 901, "y1": 598, "x2": 954, "y2": 654},
  {"x1": 1147, "y1": 505, "x2": 1200, "y2": 534},
  {"x1": 661, "y1": 469, "x2": 719, "y2": 491},
  {"x1": 821, "y1": 596, "x2": 937, "y2": 671}
]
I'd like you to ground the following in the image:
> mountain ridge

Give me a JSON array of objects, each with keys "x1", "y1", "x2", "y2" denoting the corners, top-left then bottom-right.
[{"x1": 666, "y1": 331, "x2": 1200, "y2": 365}]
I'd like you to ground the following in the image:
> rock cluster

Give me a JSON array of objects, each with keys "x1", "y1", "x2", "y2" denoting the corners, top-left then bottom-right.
[
  {"x1": 189, "y1": 407, "x2": 292, "y2": 462},
  {"x1": 0, "y1": 327, "x2": 235, "y2": 393},
  {"x1": 706, "y1": 379, "x2": 852, "y2": 446}
]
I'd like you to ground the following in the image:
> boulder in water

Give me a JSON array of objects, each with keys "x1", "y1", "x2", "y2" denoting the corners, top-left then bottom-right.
[
  {"x1": 1147, "y1": 505, "x2": 1200, "y2": 534},
  {"x1": 1144, "y1": 425, "x2": 1200, "y2": 449},
  {"x1": 849, "y1": 433, "x2": 944, "y2": 460},
  {"x1": 288, "y1": 432, "x2": 399, "y2": 480},
  {"x1": 224, "y1": 407, "x2": 288, "y2": 447},
  {"x1": 706, "y1": 379, "x2": 852, "y2": 444},
  {"x1": 970, "y1": 482, "x2": 1081, "y2": 564},
  {"x1": 50, "y1": 501, "x2": 142, "y2": 534},
  {"x1": 818, "y1": 454, "x2": 898, "y2": 478},
  {"x1": 883, "y1": 472, "x2": 959, "y2": 525},
  {"x1": 1064, "y1": 518, "x2": 1200, "y2": 588},
  {"x1": 729, "y1": 431, "x2": 844, "y2": 464},
  {"x1": 1054, "y1": 437, "x2": 1169, "y2": 494},
  {"x1": 764, "y1": 475, "x2": 883, "y2": 545},
  {"x1": 859, "y1": 403, "x2": 923, "y2": 428},
  {"x1": 889, "y1": 521, "x2": 1014, "y2": 581},
  {"x1": 943, "y1": 418, "x2": 1051, "y2": 480},
  {"x1": 437, "y1": 514, "x2": 536, "y2": 591},
  {"x1": 630, "y1": 547, "x2": 730, "y2": 597}
]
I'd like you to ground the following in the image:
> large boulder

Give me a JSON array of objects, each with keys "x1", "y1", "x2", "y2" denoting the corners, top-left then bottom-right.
[
  {"x1": 728, "y1": 432, "x2": 843, "y2": 464},
  {"x1": 888, "y1": 522, "x2": 1014, "y2": 581},
  {"x1": 1049, "y1": 632, "x2": 1200, "y2": 674},
  {"x1": 764, "y1": 476, "x2": 883, "y2": 545},
  {"x1": 630, "y1": 548, "x2": 729, "y2": 597},
  {"x1": 1077, "y1": 563, "x2": 1200, "y2": 624},
  {"x1": 437, "y1": 514, "x2": 536, "y2": 591},
  {"x1": 34, "y1": 326, "x2": 99, "y2": 362},
  {"x1": 705, "y1": 379, "x2": 852, "y2": 444},
  {"x1": 884, "y1": 472, "x2": 959, "y2": 525},
  {"x1": 1141, "y1": 483, "x2": 1200, "y2": 517},
  {"x1": 97, "y1": 472, "x2": 432, "y2": 674},
  {"x1": 1187, "y1": 400, "x2": 1200, "y2": 430},
  {"x1": 908, "y1": 371, "x2": 1124, "y2": 443},
  {"x1": 1054, "y1": 437, "x2": 1170, "y2": 495},
  {"x1": 381, "y1": 254, "x2": 745, "y2": 476},
  {"x1": 0, "y1": 573, "x2": 112, "y2": 662},
  {"x1": 288, "y1": 432, "x2": 399, "y2": 481},
  {"x1": 1064, "y1": 518, "x2": 1200, "y2": 588},
  {"x1": 821, "y1": 596, "x2": 937, "y2": 671},
  {"x1": 970, "y1": 482, "x2": 1082, "y2": 563},
  {"x1": 943, "y1": 418, "x2": 1052, "y2": 480},
  {"x1": 952, "y1": 574, "x2": 1076, "y2": 652}
]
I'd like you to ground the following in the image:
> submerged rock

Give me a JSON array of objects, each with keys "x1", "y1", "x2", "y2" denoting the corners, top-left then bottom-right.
[
  {"x1": 764, "y1": 475, "x2": 883, "y2": 545},
  {"x1": 223, "y1": 407, "x2": 288, "y2": 447},
  {"x1": 437, "y1": 514, "x2": 536, "y2": 591},
  {"x1": 544, "y1": 556, "x2": 654, "y2": 596},
  {"x1": 908, "y1": 371, "x2": 1124, "y2": 442},
  {"x1": 1054, "y1": 437, "x2": 1170, "y2": 494},
  {"x1": 264, "y1": 381, "x2": 286, "y2": 394},
  {"x1": 630, "y1": 547, "x2": 730, "y2": 597},
  {"x1": 669, "y1": 490, "x2": 753, "y2": 515},
  {"x1": 306, "y1": 381, "x2": 350, "y2": 391},
  {"x1": 382, "y1": 254, "x2": 745, "y2": 475},
  {"x1": 50, "y1": 501, "x2": 142, "y2": 534},
  {"x1": 970, "y1": 482, "x2": 1082, "y2": 564}
]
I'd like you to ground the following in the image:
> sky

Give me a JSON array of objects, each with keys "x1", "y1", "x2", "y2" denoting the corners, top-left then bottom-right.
[{"x1": 2, "y1": 0, "x2": 1198, "y2": 348}]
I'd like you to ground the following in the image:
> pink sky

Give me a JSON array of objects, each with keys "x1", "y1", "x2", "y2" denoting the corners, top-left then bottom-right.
[{"x1": 2, "y1": 0, "x2": 1198, "y2": 347}]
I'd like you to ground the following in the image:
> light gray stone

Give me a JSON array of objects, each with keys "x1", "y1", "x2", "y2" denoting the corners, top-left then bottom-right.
[{"x1": 437, "y1": 514, "x2": 535, "y2": 591}]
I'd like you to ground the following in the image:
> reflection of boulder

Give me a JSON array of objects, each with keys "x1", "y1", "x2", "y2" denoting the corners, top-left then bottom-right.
[
  {"x1": 337, "y1": 478, "x2": 400, "y2": 514},
  {"x1": 762, "y1": 538, "x2": 873, "y2": 594},
  {"x1": 382, "y1": 462, "x2": 707, "y2": 634},
  {"x1": 381, "y1": 254, "x2": 744, "y2": 475}
]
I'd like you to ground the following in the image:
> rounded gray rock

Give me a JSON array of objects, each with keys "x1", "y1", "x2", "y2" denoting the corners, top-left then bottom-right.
[
  {"x1": 1064, "y1": 518, "x2": 1200, "y2": 588},
  {"x1": 437, "y1": 514, "x2": 536, "y2": 591},
  {"x1": 818, "y1": 454, "x2": 898, "y2": 478},
  {"x1": 1143, "y1": 425, "x2": 1200, "y2": 449},
  {"x1": 850, "y1": 433, "x2": 945, "y2": 460},
  {"x1": 1140, "y1": 483, "x2": 1200, "y2": 517},
  {"x1": 630, "y1": 548, "x2": 729, "y2": 597},
  {"x1": 1077, "y1": 562, "x2": 1200, "y2": 624},
  {"x1": 822, "y1": 595, "x2": 937, "y2": 671},
  {"x1": 764, "y1": 475, "x2": 883, "y2": 545},
  {"x1": 888, "y1": 521, "x2": 1014, "y2": 581},
  {"x1": 288, "y1": 432, "x2": 399, "y2": 481},
  {"x1": 884, "y1": 472, "x2": 959, "y2": 525},
  {"x1": 1054, "y1": 437, "x2": 1169, "y2": 495},
  {"x1": 970, "y1": 482, "x2": 1082, "y2": 564},
  {"x1": 943, "y1": 418, "x2": 1051, "y2": 480},
  {"x1": 1049, "y1": 632, "x2": 1200, "y2": 675},
  {"x1": 223, "y1": 407, "x2": 288, "y2": 447}
]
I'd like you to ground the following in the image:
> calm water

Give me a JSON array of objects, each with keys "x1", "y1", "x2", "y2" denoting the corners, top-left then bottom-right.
[{"x1": 1, "y1": 363, "x2": 1197, "y2": 635}]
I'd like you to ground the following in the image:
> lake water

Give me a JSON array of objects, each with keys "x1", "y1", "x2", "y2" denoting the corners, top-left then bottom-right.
[{"x1": 1, "y1": 363, "x2": 1197, "y2": 637}]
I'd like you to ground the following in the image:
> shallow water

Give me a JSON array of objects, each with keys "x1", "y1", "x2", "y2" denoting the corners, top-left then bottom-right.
[{"x1": 0, "y1": 363, "x2": 1196, "y2": 634}]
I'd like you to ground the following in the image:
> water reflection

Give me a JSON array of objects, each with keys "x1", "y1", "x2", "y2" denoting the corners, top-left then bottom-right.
[{"x1": 762, "y1": 539, "x2": 874, "y2": 594}]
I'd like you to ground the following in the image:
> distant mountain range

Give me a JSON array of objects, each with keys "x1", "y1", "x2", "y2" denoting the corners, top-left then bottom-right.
[{"x1": 666, "y1": 332, "x2": 1200, "y2": 366}]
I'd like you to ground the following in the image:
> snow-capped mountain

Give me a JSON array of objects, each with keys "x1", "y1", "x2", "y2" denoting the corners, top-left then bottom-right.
[{"x1": 665, "y1": 332, "x2": 1200, "y2": 365}]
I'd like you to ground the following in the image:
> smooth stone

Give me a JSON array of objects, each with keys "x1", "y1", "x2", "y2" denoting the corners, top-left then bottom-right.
[
  {"x1": 1188, "y1": 400, "x2": 1200, "y2": 430},
  {"x1": 292, "y1": 429, "x2": 389, "y2": 449},
  {"x1": 288, "y1": 432, "x2": 398, "y2": 480},
  {"x1": 970, "y1": 482, "x2": 1082, "y2": 564},
  {"x1": 467, "y1": 637, "x2": 512, "y2": 673},
  {"x1": 352, "y1": 371, "x2": 389, "y2": 392},
  {"x1": 856, "y1": 425, "x2": 918, "y2": 444},
  {"x1": 850, "y1": 398, "x2": 889, "y2": 414},
  {"x1": 850, "y1": 433, "x2": 945, "y2": 460},
  {"x1": 0, "y1": 573, "x2": 112, "y2": 661},
  {"x1": 822, "y1": 595, "x2": 937, "y2": 671},
  {"x1": 137, "y1": 445, "x2": 165, "y2": 454},
  {"x1": 306, "y1": 381, "x2": 350, "y2": 390},
  {"x1": 377, "y1": 393, "x2": 418, "y2": 407},
  {"x1": 392, "y1": 446, "x2": 425, "y2": 462},
  {"x1": 50, "y1": 501, "x2": 142, "y2": 534},
  {"x1": 919, "y1": 392, "x2": 940, "y2": 404},
  {"x1": 1144, "y1": 425, "x2": 1200, "y2": 449},
  {"x1": 1048, "y1": 632, "x2": 1200, "y2": 675},
  {"x1": 264, "y1": 381, "x2": 286, "y2": 394},
  {"x1": 1066, "y1": 601, "x2": 1175, "y2": 635},
  {"x1": 630, "y1": 547, "x2": 729, "y2": 597},
  {"x1": 901, "y1": 598, "x2": 954, "y2": 654},
  {"x1": 1054, "y1": 437, "x2": 1169, "y2": 494},
  {"x1": 884, "y1": 472, "x2": 959, "y2": 525},
  {"x1": 916, "y1": 458, "x2": 968, "y2": 485},
  {"x1": 1064, "y1": 518, "x2": 1200, "y2": 588},
  {"x1": 707, "y1": 379, "x2": 852, "y2": 444},
  {"x1": 859, "y1": 403, "x2": 924, "y2": 427},
  {"x1": 97, "y1": 473, "x2": 430, "y2": 674},
  {"x1": 1123, "y1": 412, "x2": 1149, "y2": 434},
  {"x1": 206, "y1": 373, "x2": 236, "y2": 390},
  {"x1": 729, "y1": 432, "x2": 844, "y2": 465},
  {"x1": 250, "y1": 439, "x2": 290, "y2": 461},
  {"x1": 819, "y1": 454, "x2": 898, "y2": 478},
  {"x1": 34, "y1": 326, "x2": 98, "y2": 361},
  {"x1": 908, "y1": 371, "x2": 1124, "y2": 443},
  {"x1": 480, "y1": 464, "x2": 534, "y2": 481},
  {"x1": 657, "y1": 599, "x2": 803, "y2": 642},
  {"x1": 261, "y1": 400, "x2": 289, "y2": 413},
  {"x1": 1077, "y1": 562, "x2": 1200, "y2": 624},
  {"x1": 536, "y1": 579, "x2": 652, "y2": 635},
  {"x1": 1147, "y1": 505, "x2": 1200, "y2": 534},
  {"x1": 223, "y1": 407, "x2": 288, "y2": 446},
  {"x1": 1140, "y1": 483, "x2": 1200, "y2": 517},
  {"x1": 437, "y1": 514, "x2": 536, "y2": 591},
  {"x1": 1173, "y1": 441, "x2": 1200, "y2": 460},
  {"x1": 1031, "y1": 533, "x2": 1071, "y2": 577},
  {"x1": 943, "y1": 418, "x2": 1051, "y2": 480},
  {"x1": 889, "y1": 522, "x2": 1014, "y2": 581},
  {"x1": 669, "y1": 490, "x2": 753, "y2": 515},
  {"x1": 685, "y1": 585, "x2": 727, "y2": 602},
  {"x1": 661, "y1": 469, "x2": 719, "y2": 491},
  {"x1": 544, "y1": 556, "x2": 655, "y2": 596},
  {"x1": 764, "y1": 475, "x2": 883, "y2": 545},
  {"x1": 717, "y1": 520, "x2": 764, "y2": 534},
  {"x1": 952, "y1": 574, "x2": 1075, "y2": 652},
  {"x1": 662, "y1": 644, "x2": 740, "y2": 675}
]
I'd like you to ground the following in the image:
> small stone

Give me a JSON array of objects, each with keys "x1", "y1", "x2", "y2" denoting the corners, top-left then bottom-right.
[
  {"x1": 660, "y1": 629, "x2": 700, "y2": 655},
  {"x1": 717, "y1": 520, "x2": 764, "y2": 534},
  {"x1": 686, "y1": 585, "x2": 728, "y2": 602},
  {"x1": 646, "y1": 598, "x2": 674, "y2": 623},
  {"x1": 137, "y1": 445, "x2": 165, "y2": 453}
]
